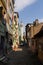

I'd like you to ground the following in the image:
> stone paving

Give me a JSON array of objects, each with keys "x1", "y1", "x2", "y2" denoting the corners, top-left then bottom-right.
[{"x1": 0, "y1": 46, "x2": 43, "y2": 65}]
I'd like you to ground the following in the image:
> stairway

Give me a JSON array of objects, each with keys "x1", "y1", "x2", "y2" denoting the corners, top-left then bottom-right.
[{"x1": 0, "y1": 55, "x2": 8, "y2": 64}]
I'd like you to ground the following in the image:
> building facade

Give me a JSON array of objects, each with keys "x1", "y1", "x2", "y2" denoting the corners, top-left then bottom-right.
[
  {"x1": 26, "y1": 19, "x2": 43, "y2": 62},
  {"x1": 4, "y1": 0, "x2": 15, "y2": 45},
  {"x1": 12, "y1": 12, "x2": 19, "y2": 49},
  {"x1": 0, "y1": 0, "x2": 15, "y2": 56},
  {"x1": 25, "y1": 23, "x2": 32, "y2": 47},
  {"x1": 0, "y1": 0, "x2": 7, "y2": 13},
  {"x1": 0, "y1": 0, "x2": 8, "y2": 60},
  {"x1": 20, "y1": 22, "x2": 24, "y2": 42}
]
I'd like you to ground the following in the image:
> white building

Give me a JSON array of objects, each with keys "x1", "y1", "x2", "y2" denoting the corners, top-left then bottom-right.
[{"x1": 20, "y1": 22, "x2": 24, "y2": 41}]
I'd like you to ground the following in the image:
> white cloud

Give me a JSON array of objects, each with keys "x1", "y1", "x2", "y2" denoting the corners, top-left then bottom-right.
[
  {"x1": 39, "y1": 19, "x2": 43, "y2": 23},
  {"x1": 15, "y1": 0, "x2": 37, "y2": 12}
]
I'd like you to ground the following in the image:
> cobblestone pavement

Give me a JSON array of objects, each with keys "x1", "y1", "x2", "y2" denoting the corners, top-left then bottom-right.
[{"x1": 0, "y1": 46, "x2": 43, "y2": 65}]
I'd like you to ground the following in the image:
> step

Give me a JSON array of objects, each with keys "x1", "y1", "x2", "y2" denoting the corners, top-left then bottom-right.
[
  {"x1": 0, "y1": 55, "x2": 8, "y2": 63},
  {"x1": 0, "y1": 56, "x2": 5, "y2": 61}
]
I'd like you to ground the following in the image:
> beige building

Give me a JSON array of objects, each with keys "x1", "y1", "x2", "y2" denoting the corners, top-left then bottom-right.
[
  {"x1": 26, "y1": 19, "x2": 43, "y2": 62},
  {"x1": 12, "y1": 12, "x2": 19, "y2": 49},
  {"x1": 0, "y1": 0, "x2": 7, "y2": 13},
  {"x1": 4, "y1": 0, "x2": 14, "y2": 30},
  {"x1": 3, "y1": 0, "x2": 15, "y2": 46}
]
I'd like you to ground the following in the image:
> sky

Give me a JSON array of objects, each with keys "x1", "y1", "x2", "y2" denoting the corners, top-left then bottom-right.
[{"x1": 15, "y1": 0, "x2": 43, "y2": 26}]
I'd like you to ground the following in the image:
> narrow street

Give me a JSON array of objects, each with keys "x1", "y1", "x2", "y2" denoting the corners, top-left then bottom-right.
[
  {"x1": 0, "y1": 0, "x2": 43, "y2": 65},
  {"x1": 0, "y1": 45, "x2": 42, "y2": 65}
]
